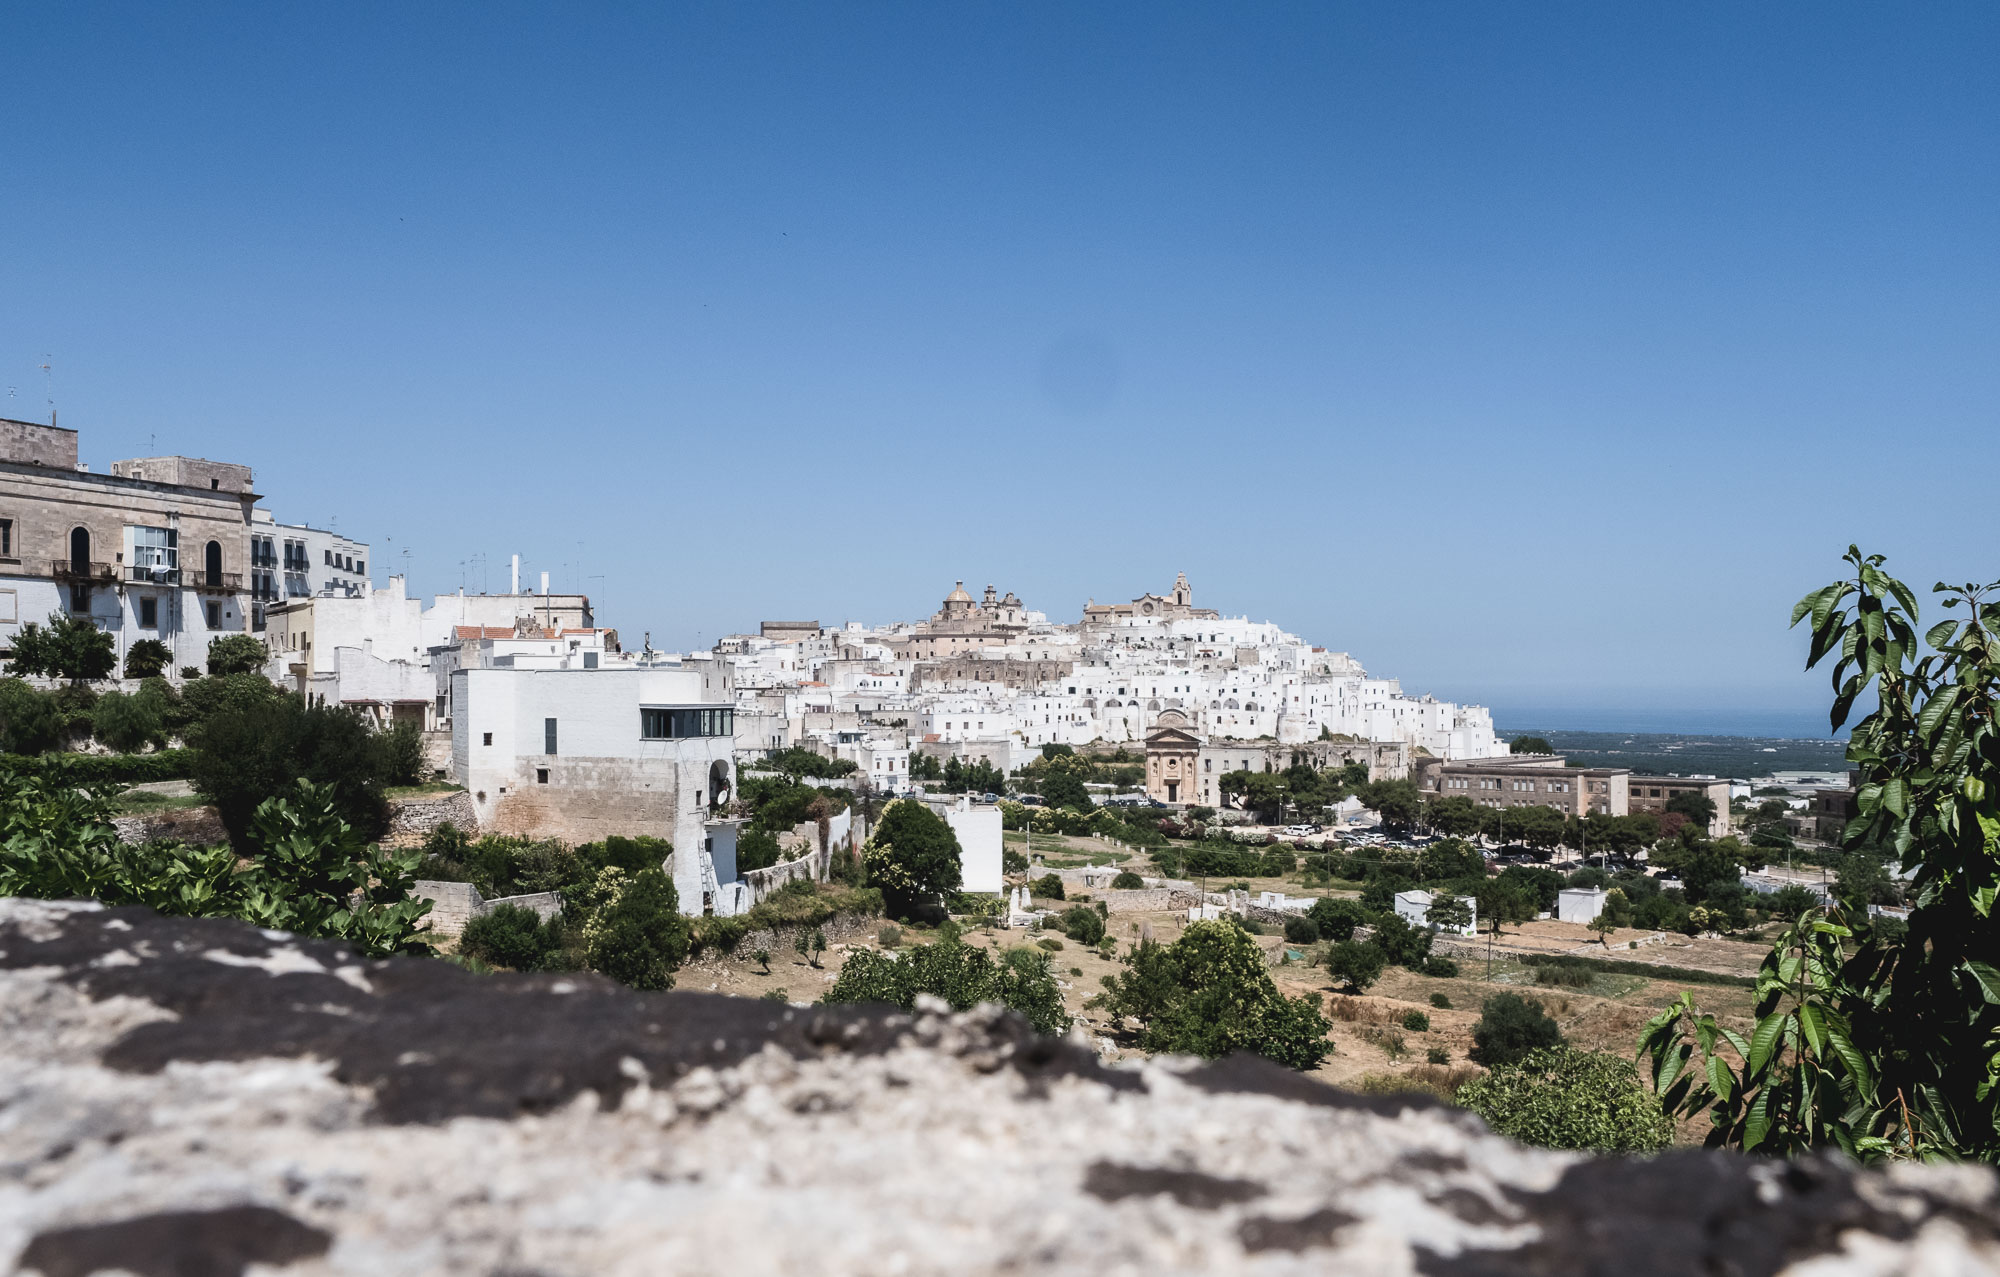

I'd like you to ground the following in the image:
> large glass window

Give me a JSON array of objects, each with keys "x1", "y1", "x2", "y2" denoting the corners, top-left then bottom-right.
[
  {"x1": 130, "y1": 526, "x2": 177, "y2": 572},
  {"x1": 640, "y1": 707, "x2": 735, "y2": 739}
]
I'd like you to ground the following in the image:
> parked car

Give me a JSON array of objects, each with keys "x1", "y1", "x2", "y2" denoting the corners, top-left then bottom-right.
[{"x1": 1018, "y1": 795, "x2": 1045, "y2": 807}]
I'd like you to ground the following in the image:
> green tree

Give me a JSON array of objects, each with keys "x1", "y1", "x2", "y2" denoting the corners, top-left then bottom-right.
[
  {"x1": 1509, "y1": 736, "x2": 1555, "y2": 755},
  {"x1": 824, "y1": 933, "x2": 1071, "y2": 1035},
  {"x1": 1059, "y1": 903, "x2": 1106, "y2": 946},
  {"x1": 1457, "y1": 1047, "x2": 1673, "y2": 1153},
  {"x1": 737, "y1": 827, "x2": 785, "y2": 873},
  {"x1": 1356, "y1": 778, "x2": 1424, "y2": 835},
  {"x1": 585, "y1": 867, "x2": 689, "y2": 990},
  {"x1": 1474, "y1": 879, "x2": 1536, "y2": 936},
  {"x1": 1665, "y1": 790, "x2": 1718, "y2": 829},
  {"x1": 9, "y1": 612, "x2": 116, "y2": 684},
  {"x1": 1323, "y1": 938, "x2": 1386, "y2": 992},
  {"x1": 1417, "y1": 837, "x2": 1484, "y2": 882},
  {"x1": 1370, "y1": 911, "x2": 1434, "y2": 968},
  {"x1": 1031, "y1": 872, "x2": 1065, "y2": 901},
  {"x1": 1425, "y1": 892, "x2": 1473, "y2": 934},
  {"x1": 753, "y1": 947, "x2": 771, "y2": 974},
  {"x1": 1305, "y1": 896, "x2": 1369, "y2": 942},
  {"x1": 382, "y1": 720, "x2": 425, "y2": 786},
  {"x1": 205, "y1": 633, "x2": 268, "y2": 676},
  {"x1": 1097, "y1": 921, "x2": 1330, "y2": 1070},
  {"x1": 1470, "y1": 992, "x2": 1563, "y2": 1068},
  {"x1": 1038, "y1": 752, "x2": 1094, "y2": 811},
  {"x1": 123, "y1": 638, "x2": 173, "y2": 680},
  {"x1": 188, "y1": 694, "x2": 392, "y2": 847},
  {"x1": 1111, "y1": 869, "x2": 1144, "y2": 889}
]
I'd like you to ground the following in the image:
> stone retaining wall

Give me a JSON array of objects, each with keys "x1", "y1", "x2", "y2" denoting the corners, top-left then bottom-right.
[
  {"x1": 111, "y1": 805, "x2": 230, "y2": 847},
  {"x1": 411, "y1": 880, "x2": 563, "y2": 938},
  {"x1": 383, "y1": 791, "x2": 478, "y2": 849}
]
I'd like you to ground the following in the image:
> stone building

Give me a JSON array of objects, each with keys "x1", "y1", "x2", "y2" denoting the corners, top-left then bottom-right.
[
  {"x1": 1192, "y1": 738, "x2": 1410, "y2": 808},
  {"x1": 1624, "y1": 775, "x2": 1734, "y2": 837},
  {"x1": 1142, "y1": 710, "x2": 1201, "y2": 804},
  {"x1": 899, "y1": 582, "x2": 1031, "y2": 660},
  {"x1": 451, "y1": 662, "x2": 747, "y2": 915},
  {"x1": 0, "y1": 418, "x2": 255, "y2": 670},
  {"x1": 1081, "y1": 572, "x2": 1220, "y2": 625}
]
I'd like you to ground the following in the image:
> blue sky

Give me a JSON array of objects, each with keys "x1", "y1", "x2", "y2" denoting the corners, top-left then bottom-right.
[{"x1": 5, "y1": 4, "x2": 1996, "y2": 730}]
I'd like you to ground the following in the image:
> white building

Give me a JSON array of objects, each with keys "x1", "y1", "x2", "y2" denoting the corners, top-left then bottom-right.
[
  {"x1": 1556, "y1": 887, "x2": 1609, "y2": 926},
  {"x1": 933, "y1": 795, "x2": 1003, "y2": 894},
  {"x1": 247, "y1": 508, "x2": 370, "y2": 629},
  {"x1": 1391, "y1": 889, "x2": 1478, "y2": 937},
  {"x1": 450, "y1": 662, "x2": 744, "y2": 917}
]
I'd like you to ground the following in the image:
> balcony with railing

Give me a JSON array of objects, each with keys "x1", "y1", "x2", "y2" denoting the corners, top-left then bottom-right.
[
  {"x1": 125, "y1": 564, "x2": 181, "y2": 585},
  {"x1": 51, "y1": 560, "x2": 115, "y2": 581},
  {"x1": 191, "y1": 570, "x2": 243, "y2": 592}
]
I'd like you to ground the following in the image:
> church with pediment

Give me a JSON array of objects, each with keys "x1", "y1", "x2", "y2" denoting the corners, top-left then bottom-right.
[{"x1": 1143, "y1": 709, "x2": 1203, "y2": 804}]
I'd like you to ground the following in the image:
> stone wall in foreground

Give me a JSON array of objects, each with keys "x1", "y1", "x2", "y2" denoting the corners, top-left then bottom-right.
[{"x1": 1, "y1": 897, "x2": 1995, "y2": 1276}]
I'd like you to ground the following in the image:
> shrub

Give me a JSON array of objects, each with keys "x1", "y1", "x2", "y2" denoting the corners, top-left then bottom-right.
[
  {"x1": 1306, "y1": 896, "x2": 1369, "y2": 943},
  {"x1": 1429, "y1": 992, "x2": 1452, "y2": 1010},
  {"x1": 877, "y1": 924, "x2": 903, "y2": 948},
  {"x1": 1237, "y1": 918, "x2": 1266, "y2": 935},
  {"x1": 1111, "y1": 870, "x2": 1144, "y2": 889},
  {"x1": 89, "y1": 686, "x2": 170, "y2": 753},
  {"x1": 1031, "y1": 873, "x2": 1065, "y2": 901},
  {"x1": 1096, "y1": 921, "x2": 1330, "y2": 1070},
  {"x1": 1059, "y1": 904, "x2": 1105, "y2": 946},
  {"x1": 1457, "y1": 1047, "x2": 1673, "y2": 1153},
  {"x1": 823, "y1": 934, "x2": 1070, "y2": 1035},
  {"x1": 1324, "y1": 939, "x2": 1388, "y2": 992},
  {"x1": 736, "y1": 827, "x2": 785, "y2": 873},
  {"x1": 460, "y1": 904, "x2": 564, "y2": 971},
  {"x1": 1003, "y1": 849, "x2": 1028, "y2": 874},
  {"x1": 1427, "y1": 1046, "x2": 1451, "y2": 1065},
  {"x1": 761, "y1": 988, "x2": 790, "y2": 1003},
  {"x1": 1422, "y1": 955, "x2": 1460, "y2": 978},
  {"x1": 585, "y1": 868, "x2": 691, "y2": 991},
  {"x1": 1535, "y1": 965, "x2": 1594, "y2": 989},
  {"x1": 1348, "y1": 1066, "x2": 1481, "y2": 1103},
  {"x1": 1037, "y1": 937, "x2": 1064, "y2": 951},
  {"x1": 0, "y1": 678, "x2": 64, "y2": 754},
  {"x1": 1401, "y1": 1010, "x2": 1431, "y2": 1032},
  {"x1": 206, "y1": 633, "x2": 268, "y2": 676},
  {"x1": 1469, "y1": 993, "x2": 1564, "y2": 1068},
  {"x1": 1283, "y1": 916, "x2": 1320, "y2": 945},
  {"x1": 189, "y1": 694, "x2": 393, "y2": 846}
]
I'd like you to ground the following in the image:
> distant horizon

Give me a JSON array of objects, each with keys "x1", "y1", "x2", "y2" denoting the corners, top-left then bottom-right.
[{"x1": 1493, "y1": 707, "x2": 1844, "y2": 741}]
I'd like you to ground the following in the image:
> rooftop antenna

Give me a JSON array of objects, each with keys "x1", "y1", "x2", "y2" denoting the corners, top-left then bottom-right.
[{"x1": 39, "y1": 355, "x2": 54, "y2": 427}]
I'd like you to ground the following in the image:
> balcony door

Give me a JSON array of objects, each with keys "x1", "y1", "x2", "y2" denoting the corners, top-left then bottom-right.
[{"x1": 205, "y1": 540, "x2": 222, "y2": 585}]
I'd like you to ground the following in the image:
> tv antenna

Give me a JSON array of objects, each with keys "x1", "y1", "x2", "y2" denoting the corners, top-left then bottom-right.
[{"x1": 39, "y1": 355, "x2": 54, "y2": 426}]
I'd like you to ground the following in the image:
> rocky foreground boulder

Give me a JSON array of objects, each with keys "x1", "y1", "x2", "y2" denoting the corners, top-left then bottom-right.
[{"x1": 2, "y1": 898, "x2": 1995, "y2": 1276}]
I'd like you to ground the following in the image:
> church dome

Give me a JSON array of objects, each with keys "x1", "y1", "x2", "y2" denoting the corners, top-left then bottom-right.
[{"x1": 946, "y1": 581, "x2": 973, "y2": 603}]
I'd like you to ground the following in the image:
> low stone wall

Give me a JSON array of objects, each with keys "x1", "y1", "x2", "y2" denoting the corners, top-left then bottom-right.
[
  {"x1": 384, "y1": 791, "x2": 478, "y2": 849},
  {"x1": 689, "y1": 908, "x2": 883, "y2": 963},
  {"x1": 411, "y1": 879, "x2": 563, "y2": 938},
  {"x1": 111, "y1": 805, "x2": 230, "y2": 847},
  {"x1": 1103, "y1": 888, "x2": 1202, "y2": 915}
]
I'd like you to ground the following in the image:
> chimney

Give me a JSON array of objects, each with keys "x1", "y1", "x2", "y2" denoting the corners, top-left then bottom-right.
[
  {"x1": 540, "y1": 571, "x2": 549, "y2": 595},
  {"x1": 511, "y1": 554, "x2": 520, "y2": 594}
]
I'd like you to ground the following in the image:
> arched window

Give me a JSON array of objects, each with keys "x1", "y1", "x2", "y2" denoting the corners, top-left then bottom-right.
[
  {"x1": 69, "y1": 526, "x2": 90, "y2": 569},
  {"x1": 204, "y1": 540, "x2": 222, "y2": 583}
]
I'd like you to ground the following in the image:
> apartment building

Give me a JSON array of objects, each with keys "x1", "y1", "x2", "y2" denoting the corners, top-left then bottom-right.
[
  {"x1": 0, "y1": 419, "x2": 255, "y2": 669},
  {"x1": 1415, "y1": 754, "x2": 1632, "y2": 819},
  {"x1": 247, "y1": 508, "x2": 370, "y2": 627}
]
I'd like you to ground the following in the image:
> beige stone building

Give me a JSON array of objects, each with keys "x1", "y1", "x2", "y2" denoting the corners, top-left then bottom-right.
[
  {"x1": 0, "y1": 418, "x2": 256, "y2": 669},
  {"x1": 1625, "y1": 775, "x2": 1734, "y2": 837},
  {"x1": 1142, "y1": 710, "x2": 1202, "y2": 804},
  {"x1": 899, "y1": 582, "x2": 1031, "y2": 661},
  {"x1": 1416, "y1": 755, "x2": 1631, "y2": 820},
  {"x1": 1082, "y1": 572, "x2": 1220, "y2": 625},
  {"x1": 1142, "y1": 713, "x2": 1411, "y2": 808}
]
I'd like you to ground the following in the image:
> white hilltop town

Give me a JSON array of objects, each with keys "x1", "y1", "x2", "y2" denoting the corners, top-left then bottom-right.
[{"x1": 724, "y1": 573, "x2": 1506, "y2": 793}]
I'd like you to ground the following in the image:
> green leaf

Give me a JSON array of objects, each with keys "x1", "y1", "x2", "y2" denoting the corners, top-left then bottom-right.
[
  {"x1": 1926, "y1": 619, "x2": 1957, "y2": 649},
  {"x1": 1964, "y1": 961, "x2": 2000, "y2": 1005},
  {"x1": 1746, "y1": 1013, "x2": 1786, "y2": 1076}
]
